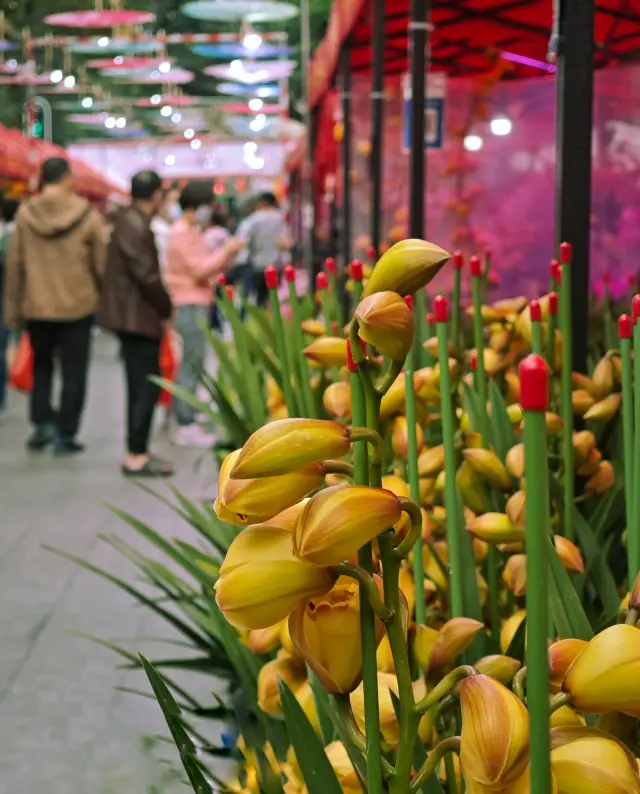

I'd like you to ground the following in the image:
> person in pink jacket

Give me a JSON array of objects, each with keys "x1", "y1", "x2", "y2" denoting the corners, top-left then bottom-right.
[{"x1": 165, "y1": 182, "x2": 242, "y2": 447}]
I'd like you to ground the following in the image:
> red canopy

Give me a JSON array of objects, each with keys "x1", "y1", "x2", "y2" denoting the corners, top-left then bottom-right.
[{"x1": 309, "y1": 0, "x2": 640, "y2": 108}]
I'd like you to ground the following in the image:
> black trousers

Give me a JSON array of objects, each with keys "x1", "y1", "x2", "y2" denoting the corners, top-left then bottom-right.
[
  {"x1": 252, "y1": 270, "x2": 270, "y2": 308},
  {"x1": 27, "y1": 315, "x2": 93, "y2": 439},
  {"x1": 118, "y1": 332, "x2": 161, "y2": 455}
]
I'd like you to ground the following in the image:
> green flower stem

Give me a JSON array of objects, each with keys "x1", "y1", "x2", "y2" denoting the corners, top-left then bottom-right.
[
  {"x1": 549, "y1": 692, "x2": 571, "y2": 714},
  {"x1": 404, "y1": 345, "x2": 426, "y2": 625},
  {"x1": 286, "y1": 279, "x2": 317, "y2": 417},
  {"x1": 409, "y1": 736, "x2": 461, "y2": 794},
  {"x1": 625, "y1": 607, "x2": 639, "y2": 626},
  {"x1": 471, "y1": 273, "x2": 489, "y2": 444},
  {"x1": 414, "y1": 665, "x2": 477, "y2": 714},
  {"x1": 349, "y1": 363, "x2": 384, "y2": 794},
  {"x1": 436, "y1": 315, "x2": 465, "y2": 618},
  {"x1": 548, "y1": 276, "x2": 559, "y2": 375},
  {"x1": 375, "y1": 358, "x2": 404, "y2": 395},
  {"x1": 218, "y1": 290, "x2": 265, "y2": 426},
  {"x1": 513, "y1": 666, "x2": 527, "y2": 703},
  {"x1": 328, "y1": 273, "x2": 342, "y2": 333},
  {"x1": 331, "y1": 562, "x2": 394, "y2": 621},
  {"x1": 558, "y1": 255, "x2": 574, "y2": 541},
  {"x1": 323, "y1": 460, "x2": 355, "y2": 478},
  {"x1": 523, "y1": 401, "x2": 552, "y2": 794},
  {"x1": 532, "y1": 318, "x2": 544, "y2": 357},
  {"x1": 349, "y1": 426, "x2": 384, "y2": 464},
  {"x1": 633, "y1": 320, "x2": 640, "y2": 583},
  {"x1": 268, "y1": 285, "x2": 297, "y2": 416},
  {"x1": 393, "y1": 497, "x2": 423, "y2": 559},
  {"x1": 621, "y1": 335, "x2": 636, "y2": 584},
  {"x1": 332, "y1": 695, "x2": 395, "y2": 777},
  {"x1": 452, "y1": 268, "x2": 462, "y2": 354},
  {"x1": 353, "y1": 278, "x2": 363, "y2": 307},
  {"x1": 413, "y1": 289, "x2": 428, "y2": 368}
]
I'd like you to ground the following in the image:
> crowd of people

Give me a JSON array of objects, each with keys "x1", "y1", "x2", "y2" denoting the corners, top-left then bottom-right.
[{"x1": 0, "y1": 156, "x2": 292, "y2": 477}]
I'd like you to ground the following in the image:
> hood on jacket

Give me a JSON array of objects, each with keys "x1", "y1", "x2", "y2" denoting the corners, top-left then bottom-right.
[{"x1": 19, "y1": 190, "x2": 92, "y2": 239}]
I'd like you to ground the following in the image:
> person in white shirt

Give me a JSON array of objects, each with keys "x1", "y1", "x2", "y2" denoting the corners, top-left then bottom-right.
[{"x1": 151, "y1": 189, "x2": 180, "y2": 273}]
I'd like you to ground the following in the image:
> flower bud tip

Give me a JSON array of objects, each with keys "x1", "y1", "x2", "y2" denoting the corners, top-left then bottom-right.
[
  {"x1": 602, "y1": 270, "x2": 611, "y2": 285},
  {"x1": 404, "y1": 295, "x2": 413, "y2": 310},
  {"x1": 366, "y1": 246, "x2": 376, "y2": 260},
  {"x1": 217, "y1": 273, "x2": 227, "y2": 287},
  {"x1": 433, "y1": 295, "x2": 448, "y2": 323},
  {"x1": 559, "y1": 241, "x2": 572, "y2": 263},
  {"x1": 316, "y1": 272, "x2": 329, "y2": 290},
  {"x1": 346, "y1": 339, "x2": 357, "y2": 372},
  {"x1": 518, "y1": 354, "x2": 549, "y2": 412},
  {"x1": 550, "y1": 259, "x2": 562, "y2": 283},
  {"x1": 453, "y1": 250, "x2": 463, "y2": 269},
  {"x1": 470, "y1": 350, "x2": 478, "y2": 371},
  {"x1": 225, "y1": 284, "x2": 234, "y2": 300},
  {"x1": 284, "y1": 265, "x2": 295, "y2": 282},
  {"x1": 350, "y1": 260, "x2": 363, "y2": 281},
  {"x1": 470, "y1": 255, "x2": 482, "y2": 277},
  {"x1": 549, "y1": 291, "x2": 559, "y2": 315},
  {"x1": 265, "y1": 266, "x2": 279, "y2": 289},
  {"x1": 633, "y1": 295, "x2": 640, "y2": 324},
  {"x1": 619, "y1": 314, "x2": 633, "y2": 339},
  {"x1": 325, "y1": 257, "x2": 336, "y2": 274},
  {"x1": 529, "y1": 299, "x2": 541, "y2": 322},
  {"x1": 427, "y1": 312, "x2": 436, "y2": 326}
]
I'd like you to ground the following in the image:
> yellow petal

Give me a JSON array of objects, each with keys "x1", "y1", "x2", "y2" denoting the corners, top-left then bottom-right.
[
  {"x1": 362, "y1": 238, "x2": 450, "y2": 297},
  {"x1": 355, "y1": 291, "x2": 414, "y2": 360}
]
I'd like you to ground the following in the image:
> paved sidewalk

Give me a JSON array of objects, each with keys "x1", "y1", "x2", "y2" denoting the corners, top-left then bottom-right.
[{"x1": 0, "y1": 332, "x2": 221, "y2": 794}]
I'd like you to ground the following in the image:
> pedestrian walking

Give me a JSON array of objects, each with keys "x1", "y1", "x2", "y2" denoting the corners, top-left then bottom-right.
[
  {"x1": 99, "y1": 170, "x2": 174, "y2": 477},
  {"x1": 165, "y1": 182, "x2": 242, "y2": 447},
  {"x1": 0, "y1": 196, "x2": 19, "y2": 423},
  {"x1": 3, "y1": 157, "x2": 107, "y2": 454}
]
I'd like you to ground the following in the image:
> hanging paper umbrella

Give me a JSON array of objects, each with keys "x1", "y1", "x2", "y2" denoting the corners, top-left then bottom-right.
[
  {"x1": 105, "y1": 67, "x2": 194, "y2": 84},
  {"x1": 204, "y1": 59, "x2": 295, "y2": 84},
  {"x1": 182, "y1": 0, "x2": 298, "y2": 22},
  {"x1": 71, "y1": 38, "x2": 159, "y2": 55},
  {"x1": 87, "y1": 56, "x2": 173, "y2": 70},
  {"x1": 192, "y1": 42, "x2": 292, "y2": 59},
  {"x1": 216, "y1": 81, "x2": 280, "y2": 98},
  {"x1": 45, "y1": 10, "x2": 155, "y2": 28},
  {"x1": 135, "y1": 95, "x2": 200, "y2": 108}
]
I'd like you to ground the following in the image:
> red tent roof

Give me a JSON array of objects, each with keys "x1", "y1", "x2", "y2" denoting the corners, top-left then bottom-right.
[{"x1": 309, "y1": 0, "x2": 640, "y2": 108}]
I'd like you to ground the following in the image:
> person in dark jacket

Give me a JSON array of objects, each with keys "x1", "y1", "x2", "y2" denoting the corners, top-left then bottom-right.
[{"x1": 99, "y1": 170, "x2": 173, "y2": 477}]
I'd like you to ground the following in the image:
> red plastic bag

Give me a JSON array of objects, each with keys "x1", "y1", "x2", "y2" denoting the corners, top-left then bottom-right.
[
  {"x1": 158, "y1": 332, "x2": 176, "y2": 407},
  {"x1": 9, "y1": 333, "x2": 34, "y2": 393}
]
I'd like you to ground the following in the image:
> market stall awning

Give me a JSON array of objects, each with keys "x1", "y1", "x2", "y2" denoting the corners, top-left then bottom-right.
[{"x1": 309, "y1": 0, "x2": 640, "y2": 107}]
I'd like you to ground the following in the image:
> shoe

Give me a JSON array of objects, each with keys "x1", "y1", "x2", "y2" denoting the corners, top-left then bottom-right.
[
  {"x1": 172, "y1": 424, "x2": 216, "y2": 448},
  {"x1": 53, "y1": 438, "x2": 86, "y2": 456},
  {"x1": 26, "y1": 423, "x2": 56, "y2": 451}
]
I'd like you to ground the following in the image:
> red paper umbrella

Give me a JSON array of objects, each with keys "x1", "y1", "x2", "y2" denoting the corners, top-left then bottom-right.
[
  {"x1": 44, "y1": 10, "x2": 156, "y2": 28},
  {"x1": 135, "y1": 95, "x2": 199, "y2": 108}
]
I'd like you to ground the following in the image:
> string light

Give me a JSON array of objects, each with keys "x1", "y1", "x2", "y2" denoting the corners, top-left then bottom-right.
[{"x1": 463, "y1": 134, "x2": 483, "y2": 152}]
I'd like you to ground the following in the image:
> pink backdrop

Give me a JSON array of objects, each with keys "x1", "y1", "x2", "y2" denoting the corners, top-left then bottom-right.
[{"x1": 334, "y1": 64, "x2": 640, "y2": 302}]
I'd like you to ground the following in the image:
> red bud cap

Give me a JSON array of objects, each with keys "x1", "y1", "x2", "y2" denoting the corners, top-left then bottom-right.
[
  {"x1": 470, "y1": 256, "x2": 482, "y2": 277},
  {"x1": 470, "y1": 350, "x2": 478, "y2": 371},
  {"x1": 225, "y1": 284, "x2": 235, "y2": 300},
  {"x1": 633, "y1": 295, "x2": 640, "y2": 324},
  {"x1": 550, "y1": 259, "x2": 562, "y2": 283},
  {"x1": 549, "y1": 291, "x2": 559, "y2": 315},
  {"x1": 217, "y1": 273, "x2": 227, "y2": 287},
  {"x1": 325, "y1": 257, "x2": 336, "y2": 275},
  {"x1": 366, "y1": 246, "x2": 376, "y2": 260},
  {"x1": 265, "y1": 266, "x2": 279, "y2": 290},
  {"x1": 427, "y1": 312, "x2": 436, "y2": 326},
  {"x1": 433, "y1": 295, "x2": 449, "y2": 323},
  {"x1": 346, "y1": 339, "x2": 357, "y2": 372},
  {"x1": 484, "y1": 248, "x2": 492, "y2": 259},
  {"x1": 404, "y1": 295, "x2": 413, "y2": 310},
  {"x1": 519, "y1": 354, "x2": 549, "y2": 412},
  {"x1": 619, "y1": 314, "x2": 633, "y2": 339},
  {"x1": 316, "y1": 272, "x2": 329, "y2": 290},
  {"x1": 453, "y1": 250, "x2": 464, "y2": 269},
  {"x1": 629, "y1": 274, "x2": 636, "y2": 287},
  {"x1": 530, "y1": 299, "x2": 541, "y2": 322},
  {"x1": 350, "y1": 259, "x2": 363, "y2": 281},
  {"x1": 559, "y1": 242, "x2": 572, "y2": 263},
  {"x1": 284, "y1": 265, "x2": 295, "y2": 282},
  {"x1": 603, "y1": 270, "x2": 611, "y2": 285}
]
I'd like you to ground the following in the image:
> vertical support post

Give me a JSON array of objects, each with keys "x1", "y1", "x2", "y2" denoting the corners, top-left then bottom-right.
[
  {"x1": 370, "y1": 0, "x2": 384, "y2": 258},
  {"x1": 619, "y1": 313, "x2": 635, "y2": 586},
  {"x1": 340, "y1": 45, "x2": 352, "y2": 273},
  {"x1": 299, "y1": 0, "x2": 314, "y2": 280},
  {"x1": 554, "y1": 0, "x2": 595, "y2": 374}
]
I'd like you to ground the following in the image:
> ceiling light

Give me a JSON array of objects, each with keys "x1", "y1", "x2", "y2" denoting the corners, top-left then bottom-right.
[
  {"x1": 243, "y1": 33, "x2": 262, "y2": 51},
  {"x1": 150, "y1": 94, "x2": 162, "y2": 105},
  {"x1": 165, "y1": 155, "x2": 176, "y2": 166},
  {"x1": 97, "y1": 37, "x2": 110, "y2": 47},
  {"x1": 256, "y1": 87, "x2": 271, "y2": 98},
  {"x1": 184, "y1": 128, "x2": 195, "y2": 139},
  {"x1": 81, "y1": 96, "x2": 93, "y2": 108},
  {"x1": 63, "y1": 75, "x2": 76, "y2": 88},
  {"x1": 171, "y1": 112, "x2": 182, "y2": 123},
  {"x1": 190, "y1": 139, "x2": 201, "y2": 150},
  {"x1": 249, "y1": 113, "x2": 266, "y2": 132},
  {"x1": 115, "y1": 117, "x2": 127, "y2": 128},
  {"x1": 159, "y1": 61, "x2": 171, "y2": 74},
  {"x1": 463, "y1": 134, "x2": 483, "y2": 152},
  {"x1": 490, "y1": 116, "x2": 512, "y2": 136},
  {"x1": 248, "y1": 98, "x2": 263, "y2": 112},
  {"x1": 160, "y1": 105, "x2": 172, "y2": 117},
  {"x1": 105, "y1": 117, "x2": 116, "y2": 129},
  {"x1": 50, "y1": 69, "x2": 63, "y2": 84},
  {"x1": 244, "y1": 141, "x2": 257, "y2": 155}
]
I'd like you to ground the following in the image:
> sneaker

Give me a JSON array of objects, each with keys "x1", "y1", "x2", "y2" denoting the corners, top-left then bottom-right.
[
  {"x1": 26, "y1": 423, "x2": 56, "y2": 451},
  {"x1": 53, "y1": 438, "x2": 86, "y2": 457},
  {"x1": 172, "y1": 424, "x2": 216, "y2": 448}
]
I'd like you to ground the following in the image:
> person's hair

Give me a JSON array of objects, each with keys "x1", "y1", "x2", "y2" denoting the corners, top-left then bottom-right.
[
  {"x1": 41, "y1": 157, "x2": 72, "y2": 186},
  {"x1": 257, "y1": 191, "x2": 278, "y2": 208},
  {"x1": 2, "y1": 198, "x2": 19, "y2": 223},
  {"x1": 210, "y1": 211, "x2": 228, "y2": 228},
  {"x1": 131, "y1": 170, "x2": 163, "y2": 201},
  {"x1": 179, "y1": 182, "x2": 212, "y2": 212}
]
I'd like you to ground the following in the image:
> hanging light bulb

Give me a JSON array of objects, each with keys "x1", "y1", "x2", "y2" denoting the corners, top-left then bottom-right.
[
  {"x1": 160, "y1": 105, "x2": 173, "y2": 117},
  {"x1": 165, "y1": 154, "x2": 176, "y2": 166},
  {"x1": 50, "y1": 69, "x2": 63, "y2": 84},
  {"x1": 490, "y1": 116, "x2": 513, "y2": 136},
  {"x1": 248, "y1": 98, "x2": 263, "y2": 112},
  {"x1": 81, "y1": 96, "x2": 93, "y2": 109},
  {"x1": 243, "y1": 32, "x2": 262, "y2": 51},
  {"x1": 159, "y1": 61, "x2": 171, "y2": 74},
  {"x1": 63, "y1": 75, "x2": 76, "y2": 88},
  {"x1": 463, "y1": 134, "x2": 484, "y2": 152}
]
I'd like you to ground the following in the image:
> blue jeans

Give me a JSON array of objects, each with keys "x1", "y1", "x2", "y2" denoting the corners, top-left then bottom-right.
[
  {"x1": 0, "y1": 324, "x2": 10, "y2": 410},
  {"x1": 174, "y1": 305, "x2": 208, "y2": 427}
]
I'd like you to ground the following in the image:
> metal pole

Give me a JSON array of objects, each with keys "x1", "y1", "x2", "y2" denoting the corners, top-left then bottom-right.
[
  {"x1": 408, "y1": 0, "x2": 428, "y2": 239},
  {"x1": 554, "y1": 0, "x2": 594, "y2": 375},
  {"x1": 341, "y1": 45, "x2": 352, "y2": 272},
  {"x1": 370, "y1": 0, "x2": 384, "y2": 257},
  {"x1": 300, "y1": 0, "x2": 314, "y2": 280}
]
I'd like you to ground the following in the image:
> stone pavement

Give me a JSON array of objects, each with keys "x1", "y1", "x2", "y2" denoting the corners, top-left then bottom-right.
[{"x1": 0, "y1": 332, "x2": 223, "y2": 794}]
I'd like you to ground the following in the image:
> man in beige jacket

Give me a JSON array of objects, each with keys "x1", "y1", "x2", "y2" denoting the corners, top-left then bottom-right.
[{"x1": 3, "y1": 157, "x2": 107, "y2": 454}]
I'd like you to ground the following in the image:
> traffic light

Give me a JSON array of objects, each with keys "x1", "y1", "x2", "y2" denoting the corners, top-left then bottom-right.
[
  {"x1": 23, "y1": 97, "x2": 52, "y2": 140},
  {"x1": 30, "y1": 103, "x2": 45, "y2": 139}
]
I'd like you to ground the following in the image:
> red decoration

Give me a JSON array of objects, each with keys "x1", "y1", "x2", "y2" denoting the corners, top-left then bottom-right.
[
  {"x1": 284, "y1": 265, "x2": 295, "y2": 282},
  {"x1": 45, "y1": 10, "x2": 155, "y2": 28},
  {"x1": 225, "y1": 285, "x2": 235, "y2": 300},
  {"x1": 518, "y1": 354, "x2": 549, "y2": 412},
  {"x1": 265, "y1": 266, "x2": 279, "y2": 289},
  {"x1": 529, "y1": 299, "x2": 541, "y2": 321},
  {"x1": 550, "y1": 259, "x2": 562, "y2": 283},
  {"x1": 427, "y1": 312, "x2": 436, "y2": 326},
  {"x1": 453, "y1": 250, "x2": 464, "y2": 269},
  {"x1": 548, "y1": 291, "x2": 559, "y2": 315},
  {"x1": 325, "y1": 257, "x2": 336, "y2": 274},
  {"x1": 633, "y1": 295, "x2": 640, "y2": 324},
  {"x1": 559, "y1": 242, "x2": 572, "y2": 263},
  {"x1": 433, "y1": 295, "x2": 449, "y2": 323},
  {"x1": 317, "y1": 272, "x2": 329, "y2": 290},
  {"x1": 350, "y1": 259, "x2": 363, "y2": 281},
  {"x1": 619, "y1": 314, "x2": 633, "y2": 339},
  {"x1": 366, "y1": 245, "x2": 376, "y2": 260},
  {"x1": 470, "y1": 350, "x2": 478, "y2": 371},
  {"x1": 346, "y1": 339, "x2": 357, "y2": 372},
  {"x1": 470, "y1": 256, "x2": 482, "y2": 277},
  {"x1": 404, "y1": 295, "x2": 413, "y2": 310}
]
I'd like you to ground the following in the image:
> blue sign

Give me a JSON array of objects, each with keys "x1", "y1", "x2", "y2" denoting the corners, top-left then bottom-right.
[{"x1": 403, "y1": 96, "x2": 445, "y2": 151}]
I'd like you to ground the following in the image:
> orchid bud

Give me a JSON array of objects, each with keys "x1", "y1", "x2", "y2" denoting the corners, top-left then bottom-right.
[
  {"x1": 591, "y1": 354, "x2": 615, "y2": 400},
  {"x1": 303, "y1": 337, "x2": 348, "y2": 368},
  {"x1": 553, "y1": 535, "x2": 584, "y2": 573},
  {"x1": 549, "y1": 706, "x2": 586, "y2": 729},
  {"x1": 548, "y1": 638, "x2": 588, "y2": 692},
  {"x1": 573, "y1": 430, "x2": 597, "y2": 465},
  {"x1": 392, "y1": 416, "x2": 424, "y2": 458},
  {"x1": 231, "y1": 418, "x2": 352, "y2": 479},
  {"x1": 215, "y1": 525, "x2": 335, "y2": 629},
  {"x1": 301, "y1": 318, "x2": 327, "y2": 337},
  {"x1": 503, "y1": 554, "x2": 527, "y2": 596},
  {"x1": 506, "y1": 403, "x2": 524, "y2": 424},
  {"x1": 457, "y1": 461, "x2": 487, "y2": 515},
  {"x1": 585, "y1": 460, "x2": 615, "y2": 495},
  {"x1": 362, "y1": 238, "x2": 450, "y2": 298},
  {"x1": 268, "y1": 499, "x2": 310, "y2": 532},
  {"x1": 293, "y1": 485, "x2": 403, "y2": 566},
  {"x1": 467, "y1": 513, "x2": 525, "y2": 545},
  {"x1": 351, "y1": 672, "x2": 401, "y2": 746},
  {"x1": 583, "y1": 393, "x2": 622, "y2": 422},
  {"x1": 500, "y1": 609, "x2": 526, "y2": 653},
  {"x1": 506, "y1": 490, "x2": 526, "y2": 526},
  {"x1": 428, "y1": 617, "x2": 484, "y2": 669},
  {"x1": 505, "y1": 371, "x2": 521, "y2": 403},
  {"x1": 572, "y1": 389, "x2": 596, "y2": 415},
  {"x1": 379, "y1": 374, "x2": 407, "y2": 419},
  {"x1": 355, "y1": 290, "x2": 414, "y2": 360},
  {"x1": 325, "y1": 742, "x2": 362, "y2": 792},
  {"x1": 414, "y1": 624, "x2": 439, "y2": 669},
  {"x1": 462, "y1": 448, "x2": 513, "y2": 491},
  {"x1": 418, "y1": 444, "x2": 445, "y2": 477},
  {"x1": 506, "y1": 443, "x2": 525, "y2": 479},
  {"x1": 257, "y1": 653, "x2": 306, "y2": 714},
  {"x1": 247, "y1": 621, "x2": 285, "y2": 654},
  {"x1": 474, "y1": 654, "x2": 521, "y2": 685},
  {"x1": 576, "y1": 448, "x2": 602, "y2": 477},
  {"x1": 572, "y1": 371, "x2": 596, "y2": 395},
  {"x1": 322, "y1": 381, "x2": 352, "y2": 420}
]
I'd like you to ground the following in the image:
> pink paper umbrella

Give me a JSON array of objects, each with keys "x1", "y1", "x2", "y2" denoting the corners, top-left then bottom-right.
[
  {"x1": 44, "y1": 10, "x2": 156, "y2": 28},
  {"x1": 87, "y1": 57, "x2": 172, "y2": 70},
  {"x1": 135, "y1": 95, "x2": 199, "y2": 108},
  {"x1": 109, "y1": 67, "x2": 194, "y2": 85}
]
